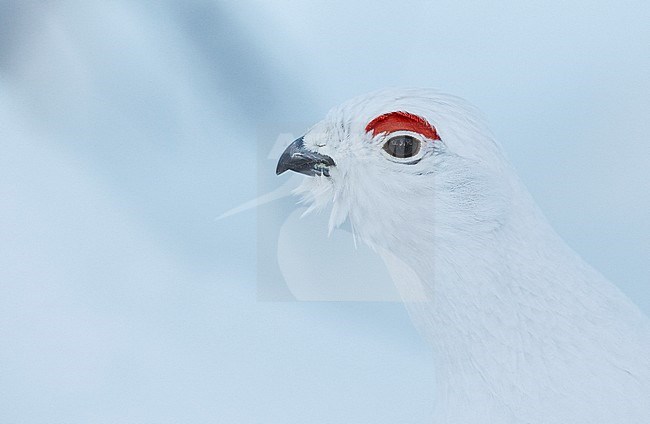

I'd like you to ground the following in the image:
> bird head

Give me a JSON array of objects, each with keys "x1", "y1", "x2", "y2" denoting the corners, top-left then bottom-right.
[{"x1": 277, "y1": 88, "x2": 515, "y2": 257}]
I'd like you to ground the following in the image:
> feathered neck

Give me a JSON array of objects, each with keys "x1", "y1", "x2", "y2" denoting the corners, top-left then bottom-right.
[{"x1": 364, "y1": 180, "x2": 649, "y2": 423}]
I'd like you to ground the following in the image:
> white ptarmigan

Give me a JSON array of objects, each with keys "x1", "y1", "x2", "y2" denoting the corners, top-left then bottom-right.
[{"x1": 276, "y1": 89, "x2": 650, "y2": 423}]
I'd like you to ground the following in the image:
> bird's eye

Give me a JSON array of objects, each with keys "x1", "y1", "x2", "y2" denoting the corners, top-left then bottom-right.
[{"x1": 382, "y1": 135, "x2": 421, "y2": 159}]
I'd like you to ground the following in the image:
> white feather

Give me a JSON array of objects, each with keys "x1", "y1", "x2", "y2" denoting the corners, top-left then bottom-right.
[{"x1": 293, "y1": 88, "x2": 650, "y2": 423}]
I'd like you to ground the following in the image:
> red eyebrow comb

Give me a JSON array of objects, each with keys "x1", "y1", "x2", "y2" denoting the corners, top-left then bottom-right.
[{"x1": 365, "y1": 111, "x2": 440, "y2": 140}]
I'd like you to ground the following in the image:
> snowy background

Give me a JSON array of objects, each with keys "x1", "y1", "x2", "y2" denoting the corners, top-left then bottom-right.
[{"x1": 1, "y1": 1, "x2": 648, "y2": 422}]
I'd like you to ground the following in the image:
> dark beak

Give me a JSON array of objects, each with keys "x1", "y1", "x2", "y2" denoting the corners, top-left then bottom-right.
[{"x1": 276, "y1": 136, "x2": 336, "y2": 177}]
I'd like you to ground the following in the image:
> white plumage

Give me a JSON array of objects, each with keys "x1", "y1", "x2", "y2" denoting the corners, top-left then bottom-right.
[{"x1": 276, "y1": 88, "x2": 650, "y2": 423}]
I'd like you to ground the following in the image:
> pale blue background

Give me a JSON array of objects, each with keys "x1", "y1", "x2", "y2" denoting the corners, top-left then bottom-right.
[{"x1": 0, "y1": 1, "x2": 648, "y2": 423}]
